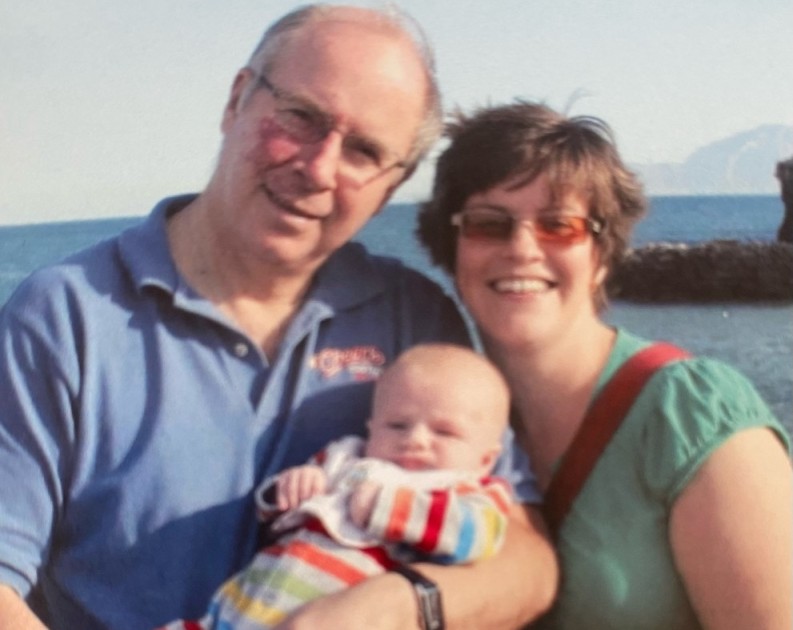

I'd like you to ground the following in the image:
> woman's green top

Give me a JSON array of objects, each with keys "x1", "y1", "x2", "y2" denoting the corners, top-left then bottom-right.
[{"x1": 536, "y1": 328, "x2": 790, "y2": 630}]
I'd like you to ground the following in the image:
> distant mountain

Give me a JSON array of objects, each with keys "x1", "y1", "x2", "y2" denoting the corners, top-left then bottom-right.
[{"x1": 632, "y1": 125, "x2": 793, "y2": 195}]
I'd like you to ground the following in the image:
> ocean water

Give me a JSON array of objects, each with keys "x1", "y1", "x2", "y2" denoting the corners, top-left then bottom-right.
[{"x1": 1, "y1": 195, "x2": 791, "y2": 428}]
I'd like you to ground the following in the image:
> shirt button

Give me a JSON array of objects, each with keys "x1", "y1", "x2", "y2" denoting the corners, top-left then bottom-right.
[{"x1": 233, "y1": 342, "x2": 249, "y2": 358}]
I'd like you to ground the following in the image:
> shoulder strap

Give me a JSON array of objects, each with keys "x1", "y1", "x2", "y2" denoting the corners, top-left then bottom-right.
[{"x1": 543, "y1": 342, "x2": 691, "y2": 540}]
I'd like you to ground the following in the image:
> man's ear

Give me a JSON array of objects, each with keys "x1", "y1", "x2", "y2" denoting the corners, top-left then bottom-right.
[{"x1": 221, "y1": 68, "x2": 255, "y2": 133}]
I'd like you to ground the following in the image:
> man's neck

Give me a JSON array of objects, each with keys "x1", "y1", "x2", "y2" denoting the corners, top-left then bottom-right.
[{"x1": 166, "y1": 196, "x2": 317, "y2": 357}]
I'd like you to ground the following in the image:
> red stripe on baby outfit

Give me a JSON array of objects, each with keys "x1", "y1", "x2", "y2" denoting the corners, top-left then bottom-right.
[{"x1": 417, "y1": 490, "x2": 448, "y2": 553}]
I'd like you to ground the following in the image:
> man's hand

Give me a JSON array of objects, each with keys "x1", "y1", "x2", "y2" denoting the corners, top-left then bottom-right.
[{"x1": 275, "y1": 465, "x2": 328, "y2": 510}]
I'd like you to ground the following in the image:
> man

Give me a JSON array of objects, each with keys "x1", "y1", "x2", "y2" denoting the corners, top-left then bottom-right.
[{"x1": 0, "y1": 6, "x2": 556, "y2": 629}]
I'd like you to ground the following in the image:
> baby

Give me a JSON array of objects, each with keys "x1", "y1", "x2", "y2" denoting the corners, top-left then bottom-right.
[{"x1": 162, "y1": 343, "x2": 512, "y2": 629}]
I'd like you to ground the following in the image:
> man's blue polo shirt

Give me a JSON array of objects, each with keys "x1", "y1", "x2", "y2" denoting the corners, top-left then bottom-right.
[{"x1": 0, "y1": 195, "x2": 536, "y2": 629}]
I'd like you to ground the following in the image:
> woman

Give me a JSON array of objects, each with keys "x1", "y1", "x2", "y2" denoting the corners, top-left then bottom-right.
[{"x1": 417, "y1": 101, "x2": 792, "y2": 629}]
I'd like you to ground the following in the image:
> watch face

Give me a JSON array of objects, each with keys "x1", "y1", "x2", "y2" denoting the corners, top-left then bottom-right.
[
  {"x1": 416, "y1": 584, "x2": 444, "y2": 630},
  {"x1": 391, "y1": 564, "x2": 444, "y2": 630}
]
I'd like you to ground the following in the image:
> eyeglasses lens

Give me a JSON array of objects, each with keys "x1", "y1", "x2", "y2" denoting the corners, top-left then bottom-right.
[
  {"x1": 272, "y1": 106, "x2": 328, "y2": 145},
  {"x1": 256, "y1": 73, "x2": 404, "y2": 186},
  {"x1": 460, "y1": 214, "x2": 513, "y2": 240}
]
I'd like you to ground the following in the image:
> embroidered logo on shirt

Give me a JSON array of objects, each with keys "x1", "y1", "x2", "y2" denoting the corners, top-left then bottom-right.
[{"x1": 310, "y1": 346, "x2": 386, "y2": 380}]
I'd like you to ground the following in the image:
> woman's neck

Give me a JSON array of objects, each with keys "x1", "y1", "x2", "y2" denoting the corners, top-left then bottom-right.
[{"x1": 486, "y1": 322, "x2": 616, "y2": 490}]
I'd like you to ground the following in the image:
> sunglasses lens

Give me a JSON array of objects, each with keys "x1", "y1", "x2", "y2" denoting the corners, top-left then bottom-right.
[
  {"x1": 534, "y1": 217, "x2": 588, "y2": 243},
  {"x1": 460, "y1": 214, "x2": 513, "y2": 240},
  {"x1": 454, "y1": 212, "x2": 599, "y2": 244}
]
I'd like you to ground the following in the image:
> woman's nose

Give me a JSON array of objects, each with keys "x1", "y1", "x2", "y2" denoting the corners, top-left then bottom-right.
[{"x1": 505, "y1": 219, "x2": 545, "y2": 259}]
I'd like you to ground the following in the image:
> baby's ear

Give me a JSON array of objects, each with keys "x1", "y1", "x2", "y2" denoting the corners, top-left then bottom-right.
[{"x1": 480, "y1": 444, "x2": 502, "y2": 474}]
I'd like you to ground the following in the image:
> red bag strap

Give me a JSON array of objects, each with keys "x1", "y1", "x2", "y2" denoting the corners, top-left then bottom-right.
[{"x1": 543, "y1": 342, "x2": 691, "y2": 540}]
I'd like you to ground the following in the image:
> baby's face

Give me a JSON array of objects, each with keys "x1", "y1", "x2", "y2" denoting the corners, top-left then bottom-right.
[{"x1": 365, "y1": 365, "x2": 504, "y2": 475}]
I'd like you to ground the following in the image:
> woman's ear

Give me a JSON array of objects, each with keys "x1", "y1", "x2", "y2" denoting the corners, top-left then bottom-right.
[{"x1": 592, "y1": 263, "x2": 608, "y2": 291}]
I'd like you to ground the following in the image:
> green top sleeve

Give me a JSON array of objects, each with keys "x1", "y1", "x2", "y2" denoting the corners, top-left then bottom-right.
[
  {"x1": 636, "y1": 353, "x2": 791, "y2": 504},
  {"x1": 538, "y1": 328, "x2": 791, "y2": 630}
]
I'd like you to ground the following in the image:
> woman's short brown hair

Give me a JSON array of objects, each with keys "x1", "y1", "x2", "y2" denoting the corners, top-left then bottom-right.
[{"x1": 416, "y1": 101, "x2": 647, "y2": 310}]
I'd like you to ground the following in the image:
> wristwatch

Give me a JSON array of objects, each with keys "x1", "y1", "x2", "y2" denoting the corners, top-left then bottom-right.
[{"x1": 391, "y1": 563, "x2": 445, "y2": 630}]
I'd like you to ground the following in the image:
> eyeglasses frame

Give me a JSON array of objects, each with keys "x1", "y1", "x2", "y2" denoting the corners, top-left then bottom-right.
[
  {"x1": 248, "y1": 69, "x2": 410, "y2": 184},
  {"x1": 450, "y1": 209, "x2": 605, "y2": 244}
]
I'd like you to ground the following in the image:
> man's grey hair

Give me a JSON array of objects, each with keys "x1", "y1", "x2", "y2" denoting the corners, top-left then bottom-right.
[{"x1": 246, "y1": 3, "x2": 442, "y2": 168}]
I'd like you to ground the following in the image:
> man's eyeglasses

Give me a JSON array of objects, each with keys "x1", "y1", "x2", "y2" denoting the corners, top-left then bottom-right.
[
  {"x1": 251, "y1": 70, "x2": 409, "y2": 186},
  {"x1": 451, "y1": 208, "x2": 604, "y2": 245}
]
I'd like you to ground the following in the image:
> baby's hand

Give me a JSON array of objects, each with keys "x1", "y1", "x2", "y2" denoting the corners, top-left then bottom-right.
[
  {"x1": 276, "y1": 465, "x2": 328, "y2": 510},
  {"x1": 348, "y1": 480, "x2": 381, "y2": 528}
]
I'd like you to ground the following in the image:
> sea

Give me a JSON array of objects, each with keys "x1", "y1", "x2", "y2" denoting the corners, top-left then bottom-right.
[{"x1": 1, "y1": 194, "x2": 791, "y2": 431}]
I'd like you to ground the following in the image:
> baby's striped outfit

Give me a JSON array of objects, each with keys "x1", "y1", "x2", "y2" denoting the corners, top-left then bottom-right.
[{"x1": 161, "y1": 436, "x2": 511, "y2": 629}]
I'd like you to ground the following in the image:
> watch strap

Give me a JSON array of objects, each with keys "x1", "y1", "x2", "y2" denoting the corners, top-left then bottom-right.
[{"x1": 390, "y1": 563, "x2": 445, "y2": 630}]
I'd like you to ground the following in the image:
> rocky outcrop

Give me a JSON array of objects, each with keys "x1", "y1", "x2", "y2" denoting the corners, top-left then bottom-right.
[
  {"x1": 608, "y1": 240, "x2": 793, "y2": 302},
  {"x1": 608, "y1": 159, "x2": 793, "y2": 303},
  {"x1": 776, "y1": 157, "x2": 793, "y2": 243}
]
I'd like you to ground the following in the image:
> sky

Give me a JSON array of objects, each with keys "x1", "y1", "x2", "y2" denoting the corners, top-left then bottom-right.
[{"x1": 2, "y1": 0, "x2": 792, "y2": 225}]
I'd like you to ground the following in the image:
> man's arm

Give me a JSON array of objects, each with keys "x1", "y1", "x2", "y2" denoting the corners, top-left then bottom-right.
[
  {"x1": 1, "y1": 296, "x2": 67, "y2": 630},
  {"x1": 274, "y1": 503, "x2": 558, "y2": 630},
  {"x1": 0, "y1": 585, "x2": 47, "y2": 630},
  {"x1": 416, "y1": 503, "x2": 558, "y2": 629}
]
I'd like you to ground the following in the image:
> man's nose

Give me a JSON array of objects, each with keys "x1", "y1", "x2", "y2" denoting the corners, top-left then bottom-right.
[{"x1": 299, "y1": 130, "x2": 343, "y2": 190}]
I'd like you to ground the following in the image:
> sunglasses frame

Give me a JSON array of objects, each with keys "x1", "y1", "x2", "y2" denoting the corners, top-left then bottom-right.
[{"x1": 450, "y1": 210, "x2": 604, "y2": 244}]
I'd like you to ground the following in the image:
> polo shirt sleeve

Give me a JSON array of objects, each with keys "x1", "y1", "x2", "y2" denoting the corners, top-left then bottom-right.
[
  {"x1": 0, "y1": 273, "x2": 78, "y2": 596},
  {"x1": 493, "y1": 430, "x2": 541, "y2": 504},
  {"x1": 637, "y1": 357, "x2": 791, "y2": 505}
]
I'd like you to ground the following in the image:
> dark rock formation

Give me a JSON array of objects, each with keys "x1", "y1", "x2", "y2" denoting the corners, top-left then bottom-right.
[
  {"x1": 606, "y1": 157, "x2": 793, "y2": 303},
  {"x1": 776, "y1": 157, "x2": 793, "y2": 243},
  {"x1": 608, "y1": 240, "x2": 793, "y2": 303}
]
